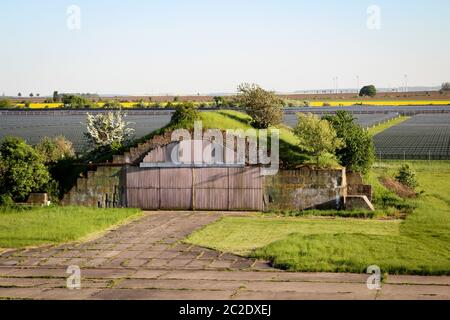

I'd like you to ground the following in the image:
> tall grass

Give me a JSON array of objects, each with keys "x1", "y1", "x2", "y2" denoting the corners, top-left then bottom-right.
[{"x1": 0, "y1": 206, "x2": 142, "y2": 248}]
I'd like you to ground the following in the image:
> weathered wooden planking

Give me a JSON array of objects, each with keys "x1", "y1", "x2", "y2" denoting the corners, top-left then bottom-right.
[
  {"x1": 126, "y1": 167, "x2": 160, "y2": 188},
  {"x1": 160, "y1": 188, "x2": 192, "y2": 209},
  {"x1": 194, "y1": 188, "x2": 229, "y2": 210},
  {"x1": 125, "y1": 166, "x2": 263, "y2": 211},
  {"x1": 229, "y1": 167, "x2": 264, "y2": 189},
  {"x1": 229, "y1": 189, "x2": 264, "y2": 211},
  {"x1": 127, "y1": 189, "x2": 159, "y2": 209},
  {"x1": 194, "y1": 167, "x2": 229, "y2": 189}
]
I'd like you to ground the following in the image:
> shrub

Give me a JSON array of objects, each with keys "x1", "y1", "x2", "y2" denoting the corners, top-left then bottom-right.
[
  {"x1": 85, "y1": 110, "x2": 135, "y2": 152},
  {"x1": 395, "y1": 164, "x2": 418, "y2": 189},
  {"x1": 35, "y1": 136, "x2": 75, "y2": 164},
  {"x1": 0, "y1": 137, "x2": 51, "y2": 202},
  {"x1": 170, "y1": 102, "x2": 200, "y2": 128},
  {"x1": 359, "y1": 85, "x2": 377, "y2": 97},
  {"x1": 0, "y1": 194, "x2": 14, "y2": 207},
  {"x1": 237, "y1": 83, "x2": 284, "y2": 129}
]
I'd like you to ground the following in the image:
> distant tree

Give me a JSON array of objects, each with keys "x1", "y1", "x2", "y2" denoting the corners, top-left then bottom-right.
[
  {"x1": 36, "y1": 93, "x2": 40, "y2": 97},
  {"x1": 294, "y1": 113, "x2": 344, "y2": 165},
  {"x1": 0, "y1": 137, "x2": 51, "y2": 202},
  {"x1": 134, "y1": 99, "x2": 147, "y2": 108},
  {"x1": 440, "y1": 82, "x2": 450, "y2": 93},
  {"x1": 170, "y1": 102, "x2": 200, "y2": 128},
  {"x1": 103, "y1": 99, "x2": 123, "y2": 109},
  {"x1": 0, "y1": 99, "x2": 12, "y2": 109},
  {"x1": 213, "y1": 96, "x2": 225, "y2": 107},
  {"x1": 53, "y1": 91, "x2": 60, "y2": 102},
  {"x1": 237, "y1": 83, "x2": 284, "y2": 129},
  {"x1": 29, "y1": 93, "x2": 34, "y2": 98},
  {"x1": 35, "y1": 136, "x2": 75, "y2": 164},
  {"x1": 62, "y1": 95, "x2": 96, "y2": 109},
  {"x1": 85, "y1": 110, "x2": 135, "y2": 151},
  {"x1": 18, "y1": 92, "x2": 22, "y2": 97},
  {"x1": 173, "y1": 96, "x2": 179, "y2": 102},
  {"x1": 359, "y1": 85, "x2": 377, "y2": 97},
  {"x1": 323, "y1": 111, "x2": 375, "y2": 173}
]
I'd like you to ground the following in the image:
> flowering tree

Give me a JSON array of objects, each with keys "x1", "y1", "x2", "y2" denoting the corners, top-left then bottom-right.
[{"x1": 84, "y1": 110, "x2": 135, "y2": 151}]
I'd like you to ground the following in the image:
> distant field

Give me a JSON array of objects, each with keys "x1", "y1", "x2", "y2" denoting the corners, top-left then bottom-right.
[
  {"x1": 11, "y1": 100, "x2": 450, "y2": 109},
  {"x1": 305, "y1": 100, "x2": 450, "y2": 107}
]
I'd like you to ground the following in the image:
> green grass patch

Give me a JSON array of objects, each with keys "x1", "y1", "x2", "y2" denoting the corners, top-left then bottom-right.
[
  {"x1": 186, "y1": 161, "x2": 450, "y2": 275},
  {"x1": 367, "y1": 116, "x2": 410, "y2": 136},
  {"x1": 0, "y1": 206, "x2": 142, "y2": 249},
  {"x1": 200, "y1": 110, "x2": 337, "y2": 168}
]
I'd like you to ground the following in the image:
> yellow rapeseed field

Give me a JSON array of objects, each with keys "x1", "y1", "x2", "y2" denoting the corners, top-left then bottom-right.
[
  {"x1": 14, "y1": 100, "x2": 450, "y2": 109},
  {"x1": 307, "y1": 100, "x2": 450, "y2": 107}
]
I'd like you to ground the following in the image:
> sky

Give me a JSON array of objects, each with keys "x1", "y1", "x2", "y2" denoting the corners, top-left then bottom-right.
[{"x1": 1, "y1": 0, "x2": 450, "y2": 96}]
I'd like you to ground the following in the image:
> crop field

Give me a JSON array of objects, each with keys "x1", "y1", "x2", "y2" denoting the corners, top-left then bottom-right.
[
  {"x1": 284, "y1": 112, "x2": 400, "y2": 129},
  {"x1": 0, "y1": 112, "x2": 171, "y2": 152},
  {"x1": 374, "y1": 114, "x2": 450, "y2": 160}
]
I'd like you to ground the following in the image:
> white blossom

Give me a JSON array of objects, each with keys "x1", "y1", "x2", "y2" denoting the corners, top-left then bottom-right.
[{"x1": 84, "y1": 110, "x2": 135, "y2": 149}]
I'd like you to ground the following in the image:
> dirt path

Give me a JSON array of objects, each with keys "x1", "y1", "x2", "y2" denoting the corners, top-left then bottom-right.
[{"x1": 0, "y1": 211, "x2": 448, "y2": 300}]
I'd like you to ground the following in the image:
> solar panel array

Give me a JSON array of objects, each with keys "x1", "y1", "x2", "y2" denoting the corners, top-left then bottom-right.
[
  {"x1": 1, "y1": 110, "x2": 449, "y2": 160},
  {"x1": 0, "y1": 114, "x2": 171, "y2": 152},
  {"x1": 374, "y1": 114, "x2": 450, "y2": 160}
]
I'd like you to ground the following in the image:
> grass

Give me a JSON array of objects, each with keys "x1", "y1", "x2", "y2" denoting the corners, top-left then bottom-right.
[
  {"x1": 367, "y1": 116, "x2": 410, "y2": 136},
  {"x1": 0, "y1": 206, "x2": 142, "y2": 249},
  {"x1": 200, "y1": 110, "x2": 337, "y2": 168},
  {"x1": 186, "y1": 161, "x2": 450, "y2": 275}
]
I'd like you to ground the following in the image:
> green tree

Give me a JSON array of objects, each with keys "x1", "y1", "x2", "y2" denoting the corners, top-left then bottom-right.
[
  {"x1": 323, "y1": 111, "x2": 375, "y2": 173},
  {"x1": 52, "y1": 91, "x2": 60, "y2": 102},
  {"x1": 294, "y1": 113, "x2": 344, "y2": 165},
  {"x1": 213, "y1": 96, "x2": 224, "y2": 107},
  {"x1": 62, "y1": 95, "x2": 96, "y2": 109},
  {"x1": 359, "y1": 85, "x2": 377, "y2": 97},
  {"x1": 237, "y1": 83, "x2": 284, "y2": 129},
  {"x1": 103, "y1": 99, "x2": 123, "y2": 109},
  {"x1": 0, "y1": 99, "x2": 12, "y2": 109},
  {"x1": 0, "y1": 137, "x2": 51, "y2": 202},
  {"x1": 35, "y1": 136, "x2": 75, "y2": 164},
  {"x1": 170, "y1": 102, "x2": 200, "y2": 128}
]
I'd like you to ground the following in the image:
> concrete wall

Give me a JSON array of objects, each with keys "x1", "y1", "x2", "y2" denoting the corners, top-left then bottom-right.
[
  {"x1": 61, "y1": 166, "x2": 125, "y2": 208},
  {"x1": 62, "y1": 165, "x2": 374, "y2": 212},
  {"x1": 264, "y1": 167, "x2": 347, "y2": 211}
]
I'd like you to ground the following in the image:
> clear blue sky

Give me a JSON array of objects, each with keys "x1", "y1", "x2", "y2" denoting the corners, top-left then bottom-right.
[{"x1": 1, "y1": 0, "x2": 449, "y2": 95}]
